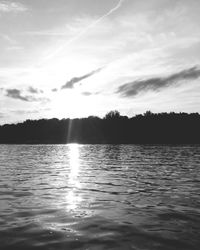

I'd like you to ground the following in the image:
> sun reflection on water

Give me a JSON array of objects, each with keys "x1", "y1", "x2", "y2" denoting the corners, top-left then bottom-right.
[
  {"x1": 66, "y1": 144, "x2": 82, "y2": 211},
  {"x1": 37, "y1": 144, "x2": 83, "y2": 233}
]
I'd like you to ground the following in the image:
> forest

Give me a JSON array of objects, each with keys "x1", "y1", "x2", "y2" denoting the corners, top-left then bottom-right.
[{"x1": 0, "y1": 111, "x2": 200, "y2": 144}]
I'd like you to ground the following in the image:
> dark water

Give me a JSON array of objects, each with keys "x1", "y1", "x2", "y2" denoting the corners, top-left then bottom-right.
[{"x1": 0, "y1": 145, "x2": 200, "y2": 250}]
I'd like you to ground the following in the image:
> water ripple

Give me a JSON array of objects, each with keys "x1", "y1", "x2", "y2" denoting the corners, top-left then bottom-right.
[{"x1": 0, "y1": 144, "x2": 200, "y2": 249}]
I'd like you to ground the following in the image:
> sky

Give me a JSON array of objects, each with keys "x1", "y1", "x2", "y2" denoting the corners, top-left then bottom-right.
[{"x1": 0, "y1": 0, "x2": 200, "y2": 124}]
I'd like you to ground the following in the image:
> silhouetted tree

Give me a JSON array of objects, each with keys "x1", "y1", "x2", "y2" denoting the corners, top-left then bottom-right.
[
  {"x1": 0, "y1": 111, "x2": 200, "y2": 144},
  {"x1": 104, "y1": 110, "x2": 120, "y2": 120},
  {"x1": 144, "y1": 110, "x2": 153, "y2": 117}
]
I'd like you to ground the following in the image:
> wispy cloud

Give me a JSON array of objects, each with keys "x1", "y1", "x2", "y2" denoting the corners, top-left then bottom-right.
[
  {"x1": 0, "y1": 1, "x2": 27, "y2": 13},
  {"x1": 11, "y1": 109, "x2": 40, "y2": 115},
  {"x1": 6, "y1": 45, "x2": 23, "y2": 51},
  {"x1": 81, "y1": 91, "x2": 93, "y2": 96},
  {"x1": 24, "y1": 30, "x2": 70, "y2": 37},
  {"x1": 43, "y1": 0, "x2": 125, "y2": 62},
  {"x1": 61, "y1": 67, "x2": 102, "y2": 89},
  {"x1": 117, "y1": 66, "x2": 200, "y2": 97},
  {"x1": 81, "y1": 91, "x2": 99, "y2": 96}
]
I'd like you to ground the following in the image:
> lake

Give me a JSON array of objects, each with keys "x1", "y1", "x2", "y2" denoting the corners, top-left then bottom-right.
[{"x1": 0, "y1": 144, "x2": 200, "y2": 250}]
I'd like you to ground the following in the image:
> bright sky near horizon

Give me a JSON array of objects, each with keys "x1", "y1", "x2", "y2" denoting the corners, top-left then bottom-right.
[{"x1": 0, "y1": 0, "x2": 200, "y2": 124}]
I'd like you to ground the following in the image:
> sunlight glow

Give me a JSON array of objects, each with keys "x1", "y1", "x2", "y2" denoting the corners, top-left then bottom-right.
[{"x1": 50, "y1": 91, "x2": 94, "y2": 119}]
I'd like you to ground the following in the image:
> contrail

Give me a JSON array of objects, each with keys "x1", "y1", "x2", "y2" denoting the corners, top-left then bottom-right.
[{"x1": 42, "y1": 0, "x2": 124, "y2": 63}]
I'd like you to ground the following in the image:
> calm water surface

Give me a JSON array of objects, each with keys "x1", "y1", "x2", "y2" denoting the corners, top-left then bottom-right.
[{"x1": 0, "y1": 144, "x2": 200, "y2": 250}]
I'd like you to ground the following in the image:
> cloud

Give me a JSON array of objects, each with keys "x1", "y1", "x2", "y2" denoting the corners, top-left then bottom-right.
[
  {"x1": 81, "y1": 91, "x2": 100, "y2": 96},
  {"x1": 61, "y1": 68, "x2": 102, "y2": 89},
  {"x1": 27, "y1": 86, "x2": 43, "y2": 94},
  {"x1": 117, "y1": 66, "x2": 200, "y2": 97},
  {"x1": 6, "y1": 88, "x2": 48, "y2": 102},
  {"x1": 6, "y1": 89, "x2": 30, "y2": 101},
  {"x1": 11, "y1": 110, "x2": 39, "y2": 115},
  {"x1": 82, "y1": 91, "x2": 93, "y2": 96},
  {"x1": 0, "y1": 1, "x2": 27, "y2": 13},
  {"x1": 43, "y1": 0, "x2": 125, "y2": 62},
  {"x1": 52, "y1": 88, "x2": 58, "y2": 92}
]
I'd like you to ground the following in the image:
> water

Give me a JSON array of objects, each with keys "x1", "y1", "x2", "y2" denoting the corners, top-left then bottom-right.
[{"x1": 0, "y1": 144, "x2": 200, "y2": 250}]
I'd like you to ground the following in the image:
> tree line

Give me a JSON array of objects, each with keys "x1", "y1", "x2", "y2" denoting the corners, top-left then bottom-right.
[{"x1": 0, "y1": 110, "x2": 200, "y2": 144}]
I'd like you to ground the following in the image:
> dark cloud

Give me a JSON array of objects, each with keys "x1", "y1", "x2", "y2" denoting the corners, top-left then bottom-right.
[
  {"x1": 28, "y1": 86, "x2": 43, "y2": 94},
  {"x1": 61, "y1": 67, "x2": 102, "y2": 90},
  {"x1": 6, "y1": 88, "x2": 49, "y2": 102},
  {"x1": 6, "y1": 89, "x2": 31, "y2": 101},
  {"x1": 117, "y1": 66, "x2": 200, "y2": 97}
]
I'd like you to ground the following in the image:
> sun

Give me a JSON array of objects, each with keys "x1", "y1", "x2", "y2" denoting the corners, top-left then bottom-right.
[{"x1": 50, "y1": 90, "x2": 93, "y2": 119}]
